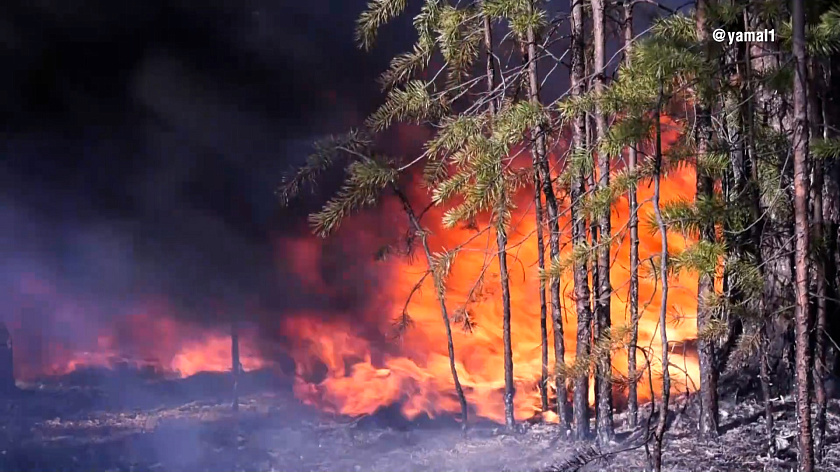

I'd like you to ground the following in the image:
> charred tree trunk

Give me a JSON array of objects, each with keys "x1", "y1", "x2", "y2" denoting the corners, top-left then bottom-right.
[
  {"x1": 623, "y1": 0, "x2": 641, "y2": 430},
  {"x1": 570, "y1": 0, "x2": 592, "y2": 441},
  {"x1": 591, "y1": 0, "x2": 614, "y2": 445},
  {"x1": 791, "y1": 0, "x2": 814, "y2": 470},
  {"x1": 525, "y1": 10, "x2": 569, "y2": 429},
  {"x1": 231, "y1": 321, "x2": 240, "y2": 412},
  {"x1": 652, "y1": 79, "x2": 670, "y2": 472},
  {"x1": 394, "y1": 187, "x2": 469, "y2": 430}
]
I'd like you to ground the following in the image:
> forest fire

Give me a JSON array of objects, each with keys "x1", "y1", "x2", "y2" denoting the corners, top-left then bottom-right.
[
  {"x1": 282, "y1": 147, "x2": 702, "y2": 424},
  {"x1": 6, "y1": 121, "x2": 700, "y2": 427},
  {"x1": 8, "y1": 305, "x2": 266, "y2": 381}
]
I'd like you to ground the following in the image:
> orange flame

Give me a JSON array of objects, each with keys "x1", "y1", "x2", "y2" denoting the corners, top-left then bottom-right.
[
  {"x1": 284, "y1": 121, "x2": 701, "y2": 423},
  {"x1": 14, "y1": 308, "x2": 266, "y2": 381}
]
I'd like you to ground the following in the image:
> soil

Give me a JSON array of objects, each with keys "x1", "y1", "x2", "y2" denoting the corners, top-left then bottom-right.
[{"x1": 0, "y1": 369, "x2": 837, "y2": 472}]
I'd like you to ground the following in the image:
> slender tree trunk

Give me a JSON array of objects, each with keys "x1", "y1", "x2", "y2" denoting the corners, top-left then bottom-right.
[
  {"x1": 824, "y1": 53, "x2": 840, "y2": 385},
  {"x1": 791, "y1": 1, "x2": 814, "y2": 470},
  {"x1": 231, "y1": 320, "x2": 240, "y2": 412},
  {"x1": 534, "y1": 160, "x2": 549, "y2": 413},
  {"x1": 481, "y1": 11, "x2": 515, "y2": 430},
  {"x1": 808, "y1": 61, "x2": 827, "y2": 462},
  {"x1": 741, "y1": 5, "x2": 776, "y2": 450},
  {"x1": 623, "y1": 0, "x2": 641, "y2": 430},
  {"x1": 694, "y1": 0, "x2": 719, "y2": 439},
  {"x1": 525, "y1": 12, "x2": 568, "y2": 428},
  {"x1": 652, "y1": 80, "x2": 670, "y2": 472},
  {"x1": 591, "y1": 0, "x2": 614, "y2": 444},
  {"x1": 570, "y1": 0, "x2": 592, "y2": 440},
  {"x1": 586, "y1": 113, "x2": 601, "y2": 431},
  {"x1": 394, "y1": 188, "x2": 469, "y2": 430},
  {"x1": 497, "y1": 210, "x2": 516, "y2": 430}
]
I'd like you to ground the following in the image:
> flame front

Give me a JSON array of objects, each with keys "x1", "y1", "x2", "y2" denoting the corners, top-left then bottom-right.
[{"x1": 285, "y1": 141, "x2": 701, "y2": 423}]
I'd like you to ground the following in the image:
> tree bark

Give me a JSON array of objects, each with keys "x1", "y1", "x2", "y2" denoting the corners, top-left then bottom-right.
[
  {"x1": 694, "y1": 0, "x2": 719, "y2": 439},
  {"x1": 791, "y1": 0, "x2": 814, "y2": 470},
  {"x1": 525, "y1": 10, "x2": 569, "y2": 429},
  {"x1": 808, "y1": 60, "x2": 827, "y2": 462},
  {"x1": 623, "y1": 0, "x2": 641, "y2": 430},
  {"x1": 570, "y1": 0, "x2": 592, "y2": 440},
  {"x1": 590, "y1": 0, "x2": 614, "y2": 445}
]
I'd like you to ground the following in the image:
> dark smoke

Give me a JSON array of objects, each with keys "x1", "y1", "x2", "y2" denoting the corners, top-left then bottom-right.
[{"x1": 0, "y1": 0, "x2": 415, "y2": 375}]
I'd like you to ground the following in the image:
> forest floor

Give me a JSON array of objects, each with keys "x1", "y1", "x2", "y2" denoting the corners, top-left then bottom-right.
[{"x1": 0, "y1": 368, "x2": 838, "y2": 472}]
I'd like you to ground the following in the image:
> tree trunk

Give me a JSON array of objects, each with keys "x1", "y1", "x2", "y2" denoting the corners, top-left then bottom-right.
[
  {"x1": 808, "y1": 60, "x2": 827, "y2": 462},
  {"x1": 791, "y1": 0, "x2": 814, "y2": 470},
  {"x1": 0, "y1": 323, "x2": 14, "y2": 393},
  {"x1": 534, "y1": 160, "x2": 549, "y2": 413},
  {"x1": 694, "y1": 0, "x2": 719, "y2": 439},
  {"x1": 497, "y1": 214, "x2": 516, "y2": 430},
  {"x1": 651, "y1": 79, "x2": 670, "y2": 472},
  {"x1": 623, "y1": 0, "x2": 641, "y2": 430},
  {"x1": 823, "y1": 47, "x2": 840, "y2": 405},
  {"x1": 394, "y1": 188, "x2": 469, "y2": 430},
  {"x1": 481, "y1": 11, "x2": 515, "y2": 430},
  {"x1": 231, "y1": 321, "x2": 240, "y2": 412},
  {"x1": 525, "y1": 11, "x2": 568, "y2": 429},
  {"x1": 570, "y1": 0, "x2": 592, "y2": 441},
  {"x1": 590, "y1": 0, "x2": 614, "y2": 445}
]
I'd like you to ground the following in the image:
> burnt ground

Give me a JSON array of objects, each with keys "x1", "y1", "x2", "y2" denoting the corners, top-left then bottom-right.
[{"x1": 0, "y1": 369, "x2": 838, "y2": 472}]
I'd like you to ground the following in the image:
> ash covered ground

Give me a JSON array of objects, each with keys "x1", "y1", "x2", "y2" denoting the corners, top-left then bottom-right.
[{"x1": 0, "y1": 369, "x2": 838, "y2": 472}]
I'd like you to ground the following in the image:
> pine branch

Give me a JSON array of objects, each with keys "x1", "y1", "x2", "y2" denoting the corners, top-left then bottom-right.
[
  {"x1": 356, "y1": 0, "x2": 408, "y2": 51},
  {"x1": 309, "y1": 158, "x2": 398, "y2": 237},
  {"x1": 277, "y1": 130, "x2": 372, "y2": 206}
]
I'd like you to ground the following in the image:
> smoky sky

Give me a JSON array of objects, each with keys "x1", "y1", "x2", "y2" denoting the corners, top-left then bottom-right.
[{"x1": 0, "y1": 0, "x2": 417, "y2": 332}]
